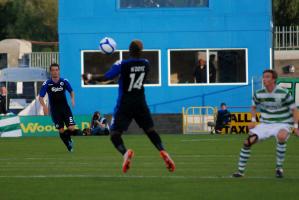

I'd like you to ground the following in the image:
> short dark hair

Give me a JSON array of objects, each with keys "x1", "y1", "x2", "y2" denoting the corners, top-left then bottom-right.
[
  {"x1": 129, "y1": 40, "x2": 143, "y2": 58},
  {"x1": 220, "y1": 102, "x2": 226, "y2": 107},
  {"x1": 50, "y1": 63, "x2": 60, "y2": 70},
  {"x1": 92, "y1": 111, "x2": 100, "y2": 120},
  {"x1": 263, "y1": 69, "x2": 278, "y2": 80}
]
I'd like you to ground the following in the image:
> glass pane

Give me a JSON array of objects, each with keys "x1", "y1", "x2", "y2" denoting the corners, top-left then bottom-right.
[
  {"x1": 209, "y1": 50, "x2": 246, "y2": 83},
  {"x1": 170, "y1": 50, "x2": 207, "y2": 84},
  {"x1": 120, "y1": 0, "x2": 208, "y2": 8},
  {"x1": 83, "y1": 51, "x2": 120, "y2": 85},
  {"x1": 0, "y1": 53, "x2": 7, "y2": 69},
  {"x1": 169, "y1": 49, "x2": 247, "y2": 85},
  {"x1": 122, "y1": 51, "x2": 160, "y2": 84}
]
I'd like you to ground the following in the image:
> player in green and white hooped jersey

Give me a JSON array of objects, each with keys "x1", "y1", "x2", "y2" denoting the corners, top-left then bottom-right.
[{"x1": 233, "y1": 69, "x2": 299, "y2": 178}]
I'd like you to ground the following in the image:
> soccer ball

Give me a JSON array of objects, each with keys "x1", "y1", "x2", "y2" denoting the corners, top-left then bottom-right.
[{"x1": 99, "y1": 37, "x2": 117, "y2": 54}]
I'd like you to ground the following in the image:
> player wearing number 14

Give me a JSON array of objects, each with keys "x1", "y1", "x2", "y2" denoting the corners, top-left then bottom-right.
[{"x1": 82, "y1": 40, "x2": 175, "y2": 173}]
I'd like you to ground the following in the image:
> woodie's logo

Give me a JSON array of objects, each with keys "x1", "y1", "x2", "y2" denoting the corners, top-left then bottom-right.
[{"x1": 20, "y1": 122, "x2": 90, "y2": 133}]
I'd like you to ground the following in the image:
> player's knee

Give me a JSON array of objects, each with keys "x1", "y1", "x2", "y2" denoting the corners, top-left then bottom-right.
[
  {"x1": 68, "y1": 125, "x2": 75, "y2": 131},
  {"x1": 243, "y1": 134, "x2": 258, "y2": 147},
  {"x1": 277, "y1": 130, "x2": 288, "y2": 142},
  {"x1": 58, "y1": 128, "x2": 64, "y2": 134},
  {"x1": 243, "y1": 139, "x2": 253, "y2": 148}
]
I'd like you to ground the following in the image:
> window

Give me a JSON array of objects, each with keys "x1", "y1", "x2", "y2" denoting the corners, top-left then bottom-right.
[
  {"x1": 209, "y1": 50, "x2": 246, "y2": 83},
  {"x1": 82, "y1": 51, "x2": 120, "y2": 86},
  {"x1": 119, "y1": 0, "x2": 208, "y2": 9},
  {"x1": 169, "y1": 49, "x2": 247, "y2": 85},
  {"x1": 169, "y1": 50, "x2": 207, "y2": 84},
  {"x1": 81, "y1": 50, "x2": 161, "y2": 87},
  {"x1": 122, "y1": 50, "x2": 160, "y2": 85},
  {"x1": 0, "y1": 53, "x2": 7, "y2": 69}
]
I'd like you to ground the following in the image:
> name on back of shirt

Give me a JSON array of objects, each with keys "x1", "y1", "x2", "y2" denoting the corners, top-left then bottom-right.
[{"x1": 131, "y1": 66, "x2": 145, "y2": 72}]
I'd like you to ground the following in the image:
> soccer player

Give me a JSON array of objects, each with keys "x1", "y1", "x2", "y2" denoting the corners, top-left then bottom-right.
[
  {"x1": 39, "y1": 63, "x2": 78, "y2": 152},
  {"x1": 83, "y1": 40, "x2": 175, "y2": 173},
  {"x1": 233, "y1": 69, "x2": 299, "y2": 178}
]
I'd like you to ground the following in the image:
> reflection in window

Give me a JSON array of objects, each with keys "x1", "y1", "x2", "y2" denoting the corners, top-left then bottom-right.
[
  {"x1": 169, "y1": 49, "x2": 247, "y2": 85},
  {"x1": 215, "y1": 50, "x2": 246, "y2": 83},
  {"x1": 170, "y1": 50, "x2": 207, "y2": 84},
  {"x1": 83, "y1": 51, "x2": 120, "y2": 85},
  {"x1": 123, "y1": 51, "x2": 160, "y2": 84},
  {"x1": 120, "y1": 0, "x2": 208, "y2": 8}
]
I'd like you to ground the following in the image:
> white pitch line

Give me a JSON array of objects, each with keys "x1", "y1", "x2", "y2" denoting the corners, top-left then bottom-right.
[
  {"x1": 0, "y1": 174, "x2": 298, "y2": 180},
  {"x1": 181, "y1": 138, "x2": 240, "y2": 142},
  {"x1": 1, "y1": 154, "x2": 299, "y2": 161}
]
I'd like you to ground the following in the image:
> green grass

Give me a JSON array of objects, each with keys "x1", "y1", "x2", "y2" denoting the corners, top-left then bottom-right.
[{"x1": 0, "y1": 134, "x2": 299, "y2": 200}]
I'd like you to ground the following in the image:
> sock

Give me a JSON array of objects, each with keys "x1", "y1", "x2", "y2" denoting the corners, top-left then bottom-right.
[
  {"x1": 64, "y1": 130, "x2": 72, "y2": 141},
  {"x1": 69, "y1": 129, "x2": 81, "y2": 136},
  {"x1": 237, "y1": 147, "x2": 251, "y2": 174},
  {"x1": 110, "y1": 133, "x2": 127, "y2": 155},
  {"x1": 59, "y1": 132, "x2": 69, "y2": 147},
  {"x1": 145, "y1": 130, "x2": 164, "y2": 151},
  {"x1": 276, "y1": 142, "x2": 286, "y2": 169}
]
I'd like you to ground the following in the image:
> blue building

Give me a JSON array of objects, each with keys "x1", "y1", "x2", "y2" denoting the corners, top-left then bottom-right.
[{"x1": 59, "y1": 0, "x2": 272, "y2": 114}]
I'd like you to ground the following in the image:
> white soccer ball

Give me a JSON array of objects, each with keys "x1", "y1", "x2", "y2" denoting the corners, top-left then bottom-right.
[{"x1": 99, "y1": 37, "x2": 117, "y2": 54}]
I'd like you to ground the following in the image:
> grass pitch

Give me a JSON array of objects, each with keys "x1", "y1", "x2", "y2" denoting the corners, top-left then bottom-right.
[{"x1": 0, "y1": 134, "x2": 299, "y2": 200}]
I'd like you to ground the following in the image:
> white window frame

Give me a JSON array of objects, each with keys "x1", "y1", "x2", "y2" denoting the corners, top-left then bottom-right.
[
  {"x1": 81, "y1": 49, "x2": 161, "y2": 88},
  {"x1": 117, "y1": 0, "x2": 209, "y2": 9},
  {"x1": 167, "y1": 48, "x2": 248, "y2": 87},
  {"x1": 296, "y1": 83, "x2": 299, "y2": 106}
]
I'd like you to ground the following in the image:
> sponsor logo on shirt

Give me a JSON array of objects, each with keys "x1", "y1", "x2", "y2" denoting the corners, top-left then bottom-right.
[{"x1": 51, "y1": 86, "x2": 64, "y2": 92}]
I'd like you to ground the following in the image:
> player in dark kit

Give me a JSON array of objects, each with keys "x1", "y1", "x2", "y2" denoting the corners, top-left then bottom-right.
[
  {"x1": 83, "y1": 40, "x2": 175, "y2": 173},
  {"x1": 39, "y1": 63, "x2": 78, "y2": 152}
]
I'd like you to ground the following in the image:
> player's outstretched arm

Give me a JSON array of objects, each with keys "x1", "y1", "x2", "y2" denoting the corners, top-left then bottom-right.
[{"x1": 82, "y1": 73, "x2": 108, "y2": 84}]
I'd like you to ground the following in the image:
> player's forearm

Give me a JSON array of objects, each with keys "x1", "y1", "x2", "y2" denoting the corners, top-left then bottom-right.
[
  {"x1": 251, "y1": 106, "x2": 257, "y2": 122},
  {"x1": 70, "y1": 91, "x2": 75, "y2": 101},
  {"x1": 292, "y1": 108, "x2": 299, "y2": 127},
  {"x1": 38, "y1": 97, "x2": 46, "y2": 108},
  {"x1": 87, "y1": 74, "x2": 108, "y2": 82}
]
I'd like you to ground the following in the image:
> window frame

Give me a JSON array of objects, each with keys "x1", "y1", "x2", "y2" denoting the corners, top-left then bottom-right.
[
  {"x1": 81, "y1": 49, "x2": 161, "y2": 88},
  {"x1": 117, "y1": 0, "x2": 210, "y2": 10},
  {"x1": 295, "y1": 83, "x2": 299, "y2": 106},
  {"x1": 167, "y1": 48, "x2": 248, "y2": 87}
]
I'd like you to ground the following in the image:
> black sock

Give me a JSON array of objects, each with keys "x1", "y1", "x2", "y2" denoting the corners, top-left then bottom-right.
[
  {"x1": 69, "y1": 129, "x2": 81, "y2": 136},
  {"x1": 64, "y1": 130, "x2": 72, "y2": 141},
  {"x1": 110, "y1": 132, "x2": 127, "y2": 155},
  {"x1": 59, "y1": 132, "x2": 69, "y2": 147},
  {"x1": 145, "y1": 129, "x2": 164, "y2": 151}
]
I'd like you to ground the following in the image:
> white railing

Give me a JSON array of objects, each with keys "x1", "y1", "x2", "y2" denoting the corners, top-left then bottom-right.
[
  {"x1": 274, "y1": 26, "x2": 299, "y2": 50},
  {"x1": 28, "y1": 52, "x2": 59, "y2": 71}
]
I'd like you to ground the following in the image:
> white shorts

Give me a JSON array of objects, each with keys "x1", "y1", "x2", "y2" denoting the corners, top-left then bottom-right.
[{"x1": 250, "y1": 123, "x2": 292, "y2": 141}]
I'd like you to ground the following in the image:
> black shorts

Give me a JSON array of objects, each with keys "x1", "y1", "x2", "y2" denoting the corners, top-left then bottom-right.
[
  {"x1": 111, "y1": 96, "x2": 154, "y2": 132},
  {"x1": 51, "y1": 106, "x2": 76, "y2": 129}
]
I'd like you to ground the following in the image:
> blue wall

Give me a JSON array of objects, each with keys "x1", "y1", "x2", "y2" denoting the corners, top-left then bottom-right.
[{"x1": 59, "y1": 0, "x2": 272, "y2": 114}]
